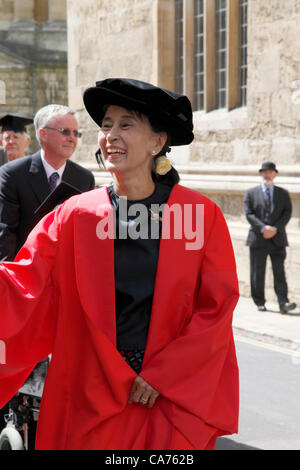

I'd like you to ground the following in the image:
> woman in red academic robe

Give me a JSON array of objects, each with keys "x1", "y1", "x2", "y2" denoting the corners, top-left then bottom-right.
[{"x1": 0, "y1": 78, "x2": 239, "y2": 450}]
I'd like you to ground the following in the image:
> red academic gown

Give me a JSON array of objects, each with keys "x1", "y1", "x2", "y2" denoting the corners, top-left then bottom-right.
[{"x1": 0, "y1": 184, "x2": 239, "y2": 450}]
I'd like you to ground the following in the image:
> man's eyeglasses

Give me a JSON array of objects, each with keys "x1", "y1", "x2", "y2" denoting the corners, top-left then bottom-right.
[{"x1": 44, "y1": 127, "x2": 82, "y2": 138}]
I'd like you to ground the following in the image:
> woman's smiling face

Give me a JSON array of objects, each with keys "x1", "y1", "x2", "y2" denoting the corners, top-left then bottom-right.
[{"x1": 98, "y1": 105, "x2": 165, "y2": 178}]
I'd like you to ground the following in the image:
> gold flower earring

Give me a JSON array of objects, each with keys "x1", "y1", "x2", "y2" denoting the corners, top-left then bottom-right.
[{"x1": 155, "y1": 155, "x2": 172, "y2": 175}]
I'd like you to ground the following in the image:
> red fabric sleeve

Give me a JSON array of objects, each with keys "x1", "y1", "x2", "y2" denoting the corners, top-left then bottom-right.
[
  {"x1": 0, "y1": 209, "x2": 60, "y2": 408},
  {"x1": 140, "y1": 205, "x2": 239, "y2": 445}
]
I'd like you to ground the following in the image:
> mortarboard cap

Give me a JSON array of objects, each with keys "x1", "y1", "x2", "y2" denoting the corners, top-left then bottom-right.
[
  {"x1": 83, "y1": 78, "x2": 194, "y2": 146},
  {"x1": 0, "y1": 114, "x2": 33, "y2": 133},
  {"x1": 34, "y1": 181, "x2": 82, "y2": 219}
]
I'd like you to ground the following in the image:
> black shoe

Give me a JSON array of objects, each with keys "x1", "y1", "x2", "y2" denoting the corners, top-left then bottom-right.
[
  {"x1": 257, "y1": 305, "x2": 267, "y2": 312},
  {"x1": 279, "y1": 302, "x2": 297, "y2": 314}
]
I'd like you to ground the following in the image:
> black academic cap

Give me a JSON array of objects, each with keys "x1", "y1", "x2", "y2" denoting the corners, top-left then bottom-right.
[
  {"x1": 34, "y1": 181, "x2": 82, "y2": 219},
  {"x1": 0, "y1": 114, "x2": 33, "y2": 133},
  {"x1": 83, "y1": 78, "x2": 194, "y2": 146}
]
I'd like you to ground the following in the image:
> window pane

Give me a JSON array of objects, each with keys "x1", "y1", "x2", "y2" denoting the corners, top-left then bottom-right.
[
  {"x1": 239, "y1": 0, "x2": 248, "y2": 106},
  {"x1": 220, "y1": 50, "x2": 226, "y2": 69},
  {"x1": 175, "y1": 0, "x2": 184, "y2": 94},
  {"x1": 195, "y1": 0, "x2": 204, "y2": 15},
  {"x1": 220, "y1": 70, "x2": 226, "y2": 88},
  {"x1": 194, "y1": 0, "x2": 205, "y2": 110},
  {"x1": 215, "y1": 0, "x2": 227, "y2": 109},
  {"x1": 220, "y1": 10, "x2": 226, "y2": 29},
  {"x1": 197, "y1": 35, "x2": 203, "y2": 52}
]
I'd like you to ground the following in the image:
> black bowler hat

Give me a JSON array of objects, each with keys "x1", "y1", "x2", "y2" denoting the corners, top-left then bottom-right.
[
  {"x1": 83, "y1": 78, "x2": 194, "y2": 146},
  {"x1": 259, "y1": 162, "x2": 278, "y2": 173},
  {"x1": 0, "y1": 114, "x2": 33, "y2": 133}
]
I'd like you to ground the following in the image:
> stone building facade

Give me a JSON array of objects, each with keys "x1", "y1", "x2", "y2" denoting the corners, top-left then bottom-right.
[
  {"x1": 67, "y1": 0, "x2": 300, "y2": 305},
  {"x1": 0, "y1": 0, "x2": 68, "y2": 153}
]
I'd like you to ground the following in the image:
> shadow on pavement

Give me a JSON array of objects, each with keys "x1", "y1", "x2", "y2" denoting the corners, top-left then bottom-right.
[{"x1": 215, "y1": 437, "x2": 261, "y2": 450}]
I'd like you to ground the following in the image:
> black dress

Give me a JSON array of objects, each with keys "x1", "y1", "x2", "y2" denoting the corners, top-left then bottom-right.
[{"x1": 108, "y1": 182, "x2": 172, "y2": 373}]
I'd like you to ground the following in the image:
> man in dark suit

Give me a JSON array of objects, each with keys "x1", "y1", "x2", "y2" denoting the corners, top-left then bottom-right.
[
  {"x1": 0, "y1": 104, "x2": 95, "y2": 261},
  {"x1": 244, "y1": 162, "x2": 296, "y2": 314},
  {"x1": 0, "y1": 147, "x2": 6, "y2": 166}
]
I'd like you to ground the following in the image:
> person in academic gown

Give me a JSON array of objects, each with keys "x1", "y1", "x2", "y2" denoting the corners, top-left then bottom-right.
[
  {"x1": 0, "y1": 114, "x2": 33, "y2": 433},
  {"x1": 0, "y1": 78, "x2": 239, "y2": 450},
  {"x1": 0, "y1": 114, "x2": 33, "y2": 163}
]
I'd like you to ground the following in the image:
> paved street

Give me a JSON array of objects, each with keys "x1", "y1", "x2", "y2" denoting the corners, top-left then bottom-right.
[{"x1": 216, "y1": 296, "x2": 300, "y2": 450}]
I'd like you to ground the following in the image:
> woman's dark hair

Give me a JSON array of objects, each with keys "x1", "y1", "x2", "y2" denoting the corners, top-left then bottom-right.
[
  {"x1": 147, "y1": 115, "x2": 179, "y2": 187},
  {"x1": 95, "y1": 148, "x2": 105, "y2": 168},
  {"x1": 95, "y1": 107, "x2": 180, "y2": 187}
]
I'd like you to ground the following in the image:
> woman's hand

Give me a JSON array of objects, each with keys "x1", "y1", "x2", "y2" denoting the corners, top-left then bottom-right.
[{"x1": 128, "y1": 376, "x2": 160, "y2": 408}]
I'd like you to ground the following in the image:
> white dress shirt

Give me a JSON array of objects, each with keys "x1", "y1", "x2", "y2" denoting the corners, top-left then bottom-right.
[{"x1": 40, "y1": 150, "x2": 66, "y2": 188}]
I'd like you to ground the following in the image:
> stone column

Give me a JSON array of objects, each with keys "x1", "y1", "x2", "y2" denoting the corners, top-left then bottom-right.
[
  {"x1": 154, "y1": 0, "x2": 175, "y2": 91},
  {"x1": 13, "y1": 0, "x2": 35, "y2": 21},
  {"x1": 41, "y1": 0, "x2": 67, "y2": 51},
  {"x1": 48, "y1": 0, "x2": 66, "y2": 24},
  {"x1": 8, "y1": 0, "x2": 36, "y2": 45},
  {"x1": 0, "y1": 0, "x2": 14, "y2": 30},
  {"x1": 34, "y1": 0, "x2": 49, "y2": 23}
]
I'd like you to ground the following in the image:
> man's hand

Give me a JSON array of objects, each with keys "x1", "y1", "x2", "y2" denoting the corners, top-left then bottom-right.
[
  {"x1": 128, "y1": 376, "x2": 160, "y2": 408},
  {"x1": 263, "y1": 225, "x2": 277, "y2": 239}
]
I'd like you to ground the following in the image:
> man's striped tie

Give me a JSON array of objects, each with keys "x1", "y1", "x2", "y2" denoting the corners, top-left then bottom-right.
[{"x1": 49, "y1": 172, "x2": 59, "y2": 192}]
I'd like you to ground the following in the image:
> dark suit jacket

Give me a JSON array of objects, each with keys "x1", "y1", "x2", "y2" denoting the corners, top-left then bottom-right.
[
  {"x1": 243, "y1": 185, "x2": 292, "y2": 248},
  {"x1": 0, "y1": 151, "x2": 95, "y2": 261},
  {"x1": 0, "y1": 147, "x2": 7, "y2": 166}
]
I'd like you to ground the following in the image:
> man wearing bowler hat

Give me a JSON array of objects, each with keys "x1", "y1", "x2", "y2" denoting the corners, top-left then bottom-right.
[{"x1": 244, "y1": 162, "x2": 296, "y2": 313}]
